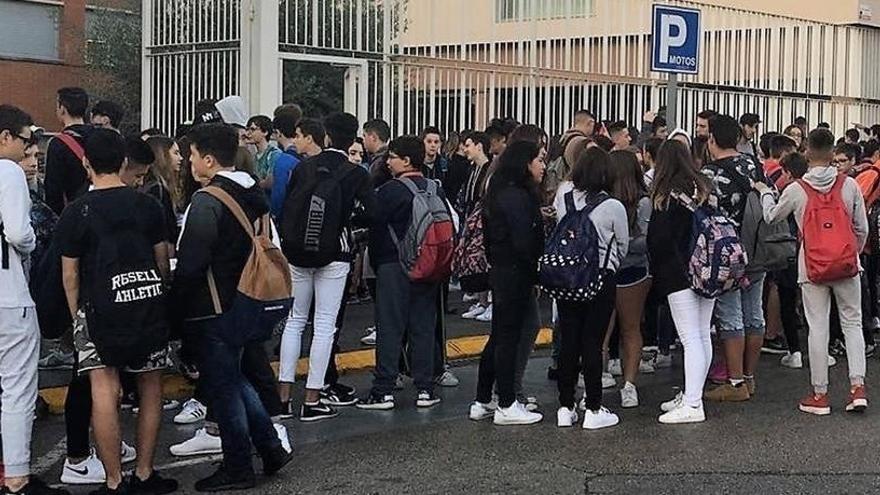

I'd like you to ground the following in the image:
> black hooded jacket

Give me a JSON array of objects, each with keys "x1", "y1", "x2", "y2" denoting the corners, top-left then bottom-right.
[{"x1": 171, "y1": 171, "x2": 271, "y2": 322}]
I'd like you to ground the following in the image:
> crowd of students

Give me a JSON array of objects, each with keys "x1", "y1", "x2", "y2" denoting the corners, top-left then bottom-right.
[{"x1": 1, "y1": 86, "x2": 878, "y2": 494}]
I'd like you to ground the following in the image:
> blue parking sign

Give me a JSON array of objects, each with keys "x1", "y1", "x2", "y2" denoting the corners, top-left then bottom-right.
[{"x1": 651, "y1": 4, "x2": 701, "y2": 75}]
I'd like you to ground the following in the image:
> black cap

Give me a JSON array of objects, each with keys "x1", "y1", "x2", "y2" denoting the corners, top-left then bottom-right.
[{"x1": 739, "y1": 113, "x2": 761, "y2": 127}]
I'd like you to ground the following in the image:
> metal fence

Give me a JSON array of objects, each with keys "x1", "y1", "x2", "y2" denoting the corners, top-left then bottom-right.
[{"x1": 142, "y1": 0, "x2": 880, "y2": 137}]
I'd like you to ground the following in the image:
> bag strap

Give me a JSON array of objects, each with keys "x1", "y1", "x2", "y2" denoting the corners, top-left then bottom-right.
[
  {"x1": 201, "y1": 186, "x2": 257, "y2": 240},
  {"x1": 54, "y1": 132, "x2": 85, "y2": 163},
  {"x1": 206, "y1": 267, "x2": 222, "y2": 315},
  {"x1": 672, "y1": 191, "x2": 698, "y2": 212},
  {"x1": 1, "y1": 223, "x2": 8, "y2": 270},
  {"x1": 564, "y1": 191, "x2": 576, "y2": 214}
]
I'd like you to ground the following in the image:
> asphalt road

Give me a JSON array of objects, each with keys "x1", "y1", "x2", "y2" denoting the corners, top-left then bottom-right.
[{"x1": 30, "y1": 351, "x2": 880, "y2": 495}]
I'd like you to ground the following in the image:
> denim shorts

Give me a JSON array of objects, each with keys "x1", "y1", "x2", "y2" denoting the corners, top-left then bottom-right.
[
  {"x1": 616, "y1": 266, "x2": 651, "y2": 288},
  {"x1": 714, "y1": 273, "x2": 766, "y2": 339}
]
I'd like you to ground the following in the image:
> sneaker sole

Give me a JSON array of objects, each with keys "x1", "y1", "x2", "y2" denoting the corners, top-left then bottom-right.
[
  {"x1": 493, "y1": 418, "x2": 542, "y2": 425},
  {"x1": 582, "y1": 419, "x2": 619, "y2": 430},
  {"x1": 659, "y1": 414, "x2": 705, "y2": 424},
  {"x1": 760, "y1": 348, "x2": 789, "y2": 355},
  {"x1": 416, "y1": 400, "x2": 442, "y2": 408},
  {"x1": 799, "y1": 404, "x2": 831, "y2": 415},
  {"x1": 170, "y1": 447, "x2": 223, "y2": 457},
  {"x1": 355, "y1": 403, "x2": 395, "y2": 411},
  {"x1": 320, "y1": 398, "x2": 359, "y2": 407},
  {"x1": 174, "y1": 415, "x2": 206, "y2": 425},
  {"x1": 299, "y1": 412, "x2": 340, "y2": 422},
  {"x1": 61, "y1": 471, "x2": 107, "y2": 485},
  {"x1": 846, "y1": 399, "x2": 868, "y2": 413}
]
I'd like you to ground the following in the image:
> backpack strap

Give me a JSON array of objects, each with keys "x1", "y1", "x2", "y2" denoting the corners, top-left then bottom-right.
[
  {"x1": 798, "y1": 174, "x2": 845, "y2": 201},
  {"x1": 671, "y1": 191, "x2": 698, "y2": 212},
  {"x1": 1, "y1": 223, "x2": 8, "y2": 270},
  {"x1": 563, "y1": 191, "x2": 576, "y2": 215},
  {"x1": 54, "y1": 132, "x2": 85, "y2": 163},
  {"x1": 202, "y1": 186, "x2": 268, "y2": 316}
]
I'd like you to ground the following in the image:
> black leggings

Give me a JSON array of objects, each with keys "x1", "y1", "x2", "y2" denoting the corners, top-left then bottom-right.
[
  {"x1": 777, "y1": 281, "x2": 802, "y2": 353},
  {"x1": 556, "y1": 283, "x2": 616, "y2": 411}
]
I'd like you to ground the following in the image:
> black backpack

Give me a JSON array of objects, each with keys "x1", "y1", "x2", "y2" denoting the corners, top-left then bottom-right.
[
  {"x1": 281, "y1": 160, "x2": 354, "y2": 267},
  {"x1": 31, "y1": 233, "x2": 70, "y2": 339},
  {"x1": 83, "y1": 204, "x2": 169, "y2": 368}
]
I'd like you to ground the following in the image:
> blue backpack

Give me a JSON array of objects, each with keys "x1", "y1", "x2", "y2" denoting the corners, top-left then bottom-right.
[
  {"x1": 539, "y1": 191, "x2": 611, "y2": 301},
  {"x1": 673, "y1": 192, "x2": 748, "y2": 298}
]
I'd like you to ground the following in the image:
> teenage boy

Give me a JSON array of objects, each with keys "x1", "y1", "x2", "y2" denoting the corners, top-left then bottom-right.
[
  {"x1": 292, "y1": 118, "x2": 325, "y2": 159},
  {"x1": 91, "y1": 101, "x2": 125, "y2": 132},
  {"x1": 56, "y1": 128, "x2": 176, "y2": 495},
  {"x1": 763, "y1": 135, "x2": 798, "y2": 189},
  {"x1": 364, "y1": 119, "x2": 391, "y2": 186},
  {"x1": 357, "y1": 136, "x2": 445, "y2": 410},
  {"x1": 245, "y1": 115, "x2": 283, "y2": 188},
  {"x1": 608, "y1": 121, "x2": 631, "y2": 151},
  {"x1": 702, "y1": 114, "x2": 766, "y2": 402},
  {"x1": 757, "y1": 128, "x2": 869, "y2": 415},
  {"x1": 422, "y1": 126, "x2": 447, "y2": 182},
  {"x1": 278, "y1": 112, "x2": 375, "y2": 421},
  {"x1": 0, "y1": 105, "x2": 68, "y2": 495},
  {"x1": 45, "y1": 87, "x2": 93, "y2": 215},
  {"x1": 737, "y1": 113, "x2": 761, "y2": 158},
  {"x1": 694, "y1": 110, "x2": 717, "y2": 139},
  {"x1": 173, "y1": 123, "x2": 292, "y2": 491},
  {"x1": 270, "y1": 112, "x2": 301, "y2": 220}
]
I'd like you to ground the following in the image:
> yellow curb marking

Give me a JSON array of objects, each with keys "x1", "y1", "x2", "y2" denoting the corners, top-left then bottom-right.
[{"x1": 40, "y1": 328, "x2": 552, "y2": 414}]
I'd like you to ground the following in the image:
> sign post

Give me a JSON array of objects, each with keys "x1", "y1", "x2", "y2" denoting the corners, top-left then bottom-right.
[{"x1": 651, "y1": 4, "x2": 701, "y2": 129}]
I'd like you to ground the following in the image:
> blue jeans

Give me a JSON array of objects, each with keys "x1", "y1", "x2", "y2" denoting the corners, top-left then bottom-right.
[
  {"x1": 197, "y1": 321, "x2": 280, "y2": 476},
  {"x1": 715, "y1": 273, "x2": 766, "y2": 339}
]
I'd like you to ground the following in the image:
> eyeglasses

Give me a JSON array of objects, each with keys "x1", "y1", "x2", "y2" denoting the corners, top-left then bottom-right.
[{"x1": 13, "y1": 133, "x2": 35, "y2": 146}]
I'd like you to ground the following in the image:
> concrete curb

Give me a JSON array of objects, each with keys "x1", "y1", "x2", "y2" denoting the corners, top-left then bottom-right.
[{"x1": 39, "y1": 328, "x2": 553, "y2": 414}]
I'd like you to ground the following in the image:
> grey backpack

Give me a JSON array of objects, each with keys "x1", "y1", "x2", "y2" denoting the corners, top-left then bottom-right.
[{"x1": 741, "y1": 190, "x2": 797, "y2": 273}]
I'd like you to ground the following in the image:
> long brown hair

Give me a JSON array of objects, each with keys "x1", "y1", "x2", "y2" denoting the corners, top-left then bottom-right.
[
  {"x1": 652, "y1": 140, "x2": 712, "y2": 210},
  {"x1": 146, "y1": 136, "x2": 183, "y2": 209},
  {"x1": 609, "y1": 150, "x2": 647, "y2": 228}
]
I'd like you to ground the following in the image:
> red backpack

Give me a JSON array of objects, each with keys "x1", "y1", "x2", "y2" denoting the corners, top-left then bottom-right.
[{"x1": 798, "y1": 175, "x2": 860, "y2": 284}]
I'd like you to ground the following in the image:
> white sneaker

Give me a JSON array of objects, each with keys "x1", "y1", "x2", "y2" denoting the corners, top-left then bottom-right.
[
  {"x1": 556, "y1": 407, "x2": 578, "y2": 427},
  {"x1": 61, "y1": 449, "x2": 106, "y2": 485},
  {"x1": 493, "y1": 401, "x2": 543, "y2": 425},
  {"x1": 577, "y1": 397, "x2": 586, "y2": 411},
  {"x1": 601, "y1": 372, "x2": 616, "y2": 389},
  {"x1": 582, "y1": 406, "x2": 619, "y2": 430},
  {"x1": 520, "y1": 396, "x2": 539, "y2": 412},
  {"x1": 659, "y1": 402, "x2": 705, "y2": 424},
  {"x1": 620, "y1": 382, "x2": 639, "y2": 409},
  {"x1": 828, "y1": 355, "x2": 838, "y2": 367},
  {"x1": 360, "y1": 327, "x2": 377, "y2": 346},
  {"x1": 274, "y1": 423, "x2": 292, "y2": 454},
  {"x1": 781, "y1": 351, "x2": 803, "y2": 369},
  {"x1": 169, "y1": 428, "x2": 222, "y2": 457},
  {"x1": 435, "y1": 369, "x2": 460, "y2": 387},
  {"x1": 653, "y1": 353, "x2": 672, "y2": 369},
  {"x1": 120, "y1": 441, "x2": 137, "y2": 464},
  {"x1": 469, "y1": 400, "x2": 497, "y2": 421},
  {"x1": 639, "y1": 359, "x2": 656, "y2": 374},
  {"x1": 660, "y1": 391, "x2": 684, "y2": 412},
  {"x1": 607, "y1": 359, "x2": 622, "y2": 376},
  {"x1": 462, "y1": 304, "x2": 486, "y2": 319},
  {"x1": 475, "y1": 305, "x2": 493, "y2": 322},
  {"x1": 173, "y1": 398, "x2": 207, "y2": 425}
]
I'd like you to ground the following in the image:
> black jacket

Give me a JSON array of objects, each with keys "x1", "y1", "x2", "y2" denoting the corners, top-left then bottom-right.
[
  {"x1": 483, "y1": 183, "x2": 544, "y2": 283},
  {"x1": 45, "y1": 124, "x2": 94, "y2": 215},
  {"x1": 370, "y1": 174, "x2": 446, "y2": 269},
  {"x1": 647, "y1": 199, "x2": 693, "y2": 297},
  {"x1": 171, "y1": 171, "x2": 269, "y2": 322}
]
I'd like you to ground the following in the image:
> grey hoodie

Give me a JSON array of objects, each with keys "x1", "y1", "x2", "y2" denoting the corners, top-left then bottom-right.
[{"x1": 761, "y1": 165, "x2": 868, "y2": 284}]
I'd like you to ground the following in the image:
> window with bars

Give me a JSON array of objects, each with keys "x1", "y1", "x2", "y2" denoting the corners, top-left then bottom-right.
[{"x1": 495, "y1": 0, "x2": 593, "y2": 23}]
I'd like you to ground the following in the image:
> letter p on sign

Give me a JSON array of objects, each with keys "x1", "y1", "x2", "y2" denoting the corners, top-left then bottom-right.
[{"x1": 651, "y1": 4, "x2": 701, "y2": 75}]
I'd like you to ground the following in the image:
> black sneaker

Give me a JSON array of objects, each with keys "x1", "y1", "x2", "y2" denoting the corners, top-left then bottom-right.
[
  {"x1": 89, "y1": 480, "x2": 129, "y2": 495},
  {"x1": 547, "y1": 366, "x2": 559, "y2": 381},
  {"x1": 194, "y1": 467, "x2": 255, "y2": 493},
  {"x1": 867, "y1": 343, "x2": 877, "y2": 358},
  {"x1": 2, "y1": 477, "x2": 71, "y2": 495},
  {"x1": 120, "y1": 392, "x2": 138, "y2": 410},
  {"x1": 320, "y1": 383, "x2": 358, "y2": 406},
  {"x1": 760, "y1": 335, "x2": 788, "y2": 355},
  {"x1": 261, "y1": 446, "x2": 294, "y2": 476},
  {"x1": 830, "y1": 339, "x2": 847, "y2": 357},
  {"x1": 355, "y1": 392, "x2": 395, "y2": 410},
  {"x1": 129, "y1": 471, "x2": 178, "y2": 495},
  {"x1": 299, "y1": 402, "x2": 339, "y2": 422},
  {"x1": 415, "y1": 390, "x2": 441, "y2": 408},
  {"x1": 278, "y1": 401, "x2": 297, "y2": 420}
]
